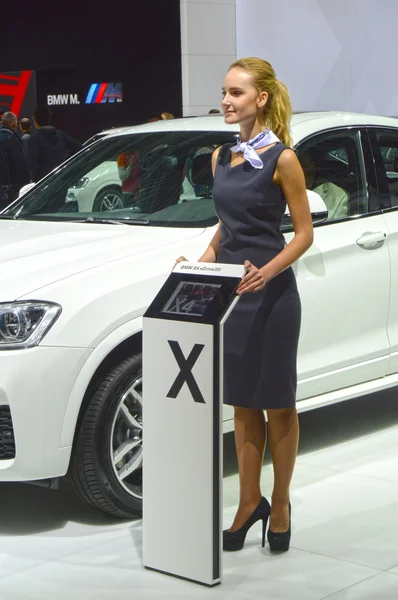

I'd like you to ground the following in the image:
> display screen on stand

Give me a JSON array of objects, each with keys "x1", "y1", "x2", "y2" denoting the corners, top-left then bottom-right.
[
  {"x1": 145, "y1": 271, "x2": 241, "y2": 324},
  {"x1": 162, "y1": 282, "x2": 221, "y2": 317}
]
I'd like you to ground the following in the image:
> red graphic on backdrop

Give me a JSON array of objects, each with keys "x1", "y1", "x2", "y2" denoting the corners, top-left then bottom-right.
[{"x1": 0, "y1": 71, "x2": 33, "y2": 117}]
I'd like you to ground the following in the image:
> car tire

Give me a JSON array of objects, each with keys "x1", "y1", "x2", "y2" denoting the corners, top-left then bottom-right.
[
  {"x1": 94, "y1": 186, "x2": 124, "y2": 212},
  {"x1": 67, "y1": 354, "x2": 143, "y2": 519}
]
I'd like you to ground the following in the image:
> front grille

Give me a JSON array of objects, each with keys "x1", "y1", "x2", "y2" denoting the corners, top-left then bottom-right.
[{"x1": 0, "y1": 406, "x2": 15, "y2": 459}]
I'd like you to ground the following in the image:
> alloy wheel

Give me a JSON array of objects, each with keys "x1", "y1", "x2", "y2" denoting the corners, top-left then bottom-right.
[
  {"x1": 100, "y1": 192, "x2": 124, "y2": 211},
  {"x1": 110, "y1": 376, "x2": 143, "y2": 499}
]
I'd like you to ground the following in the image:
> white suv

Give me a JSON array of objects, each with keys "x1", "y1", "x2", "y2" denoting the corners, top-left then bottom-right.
[
  {"x1": 1, "y1": 113, "x2": 398, "y2": 518},
  {"x1": 66, "y1": 161, "x2": 124, "y2": 212}
]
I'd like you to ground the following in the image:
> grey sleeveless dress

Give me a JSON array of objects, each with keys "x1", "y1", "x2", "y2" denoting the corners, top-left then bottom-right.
[{"x1": 213, "y1": 142, "x2": 301, "y2": 409}]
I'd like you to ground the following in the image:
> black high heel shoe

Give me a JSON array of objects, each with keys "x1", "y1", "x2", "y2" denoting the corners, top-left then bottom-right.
[
  {"x1": 267, "y1": 503, "x2": 291, "y2": 552},
  {"x1": 223, "y1": 497, "x2": 271, "y2": 552}
]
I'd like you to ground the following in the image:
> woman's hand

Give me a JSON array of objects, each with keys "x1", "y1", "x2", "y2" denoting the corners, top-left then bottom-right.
[
  {"x1": 236, "y1": 260, "x2": 268, "y2": 294},
  {"x1": 173, "y1": 256, "x2": 189, "y2": 270}
]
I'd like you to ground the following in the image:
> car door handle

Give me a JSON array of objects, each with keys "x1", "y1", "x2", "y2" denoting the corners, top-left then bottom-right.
[{"x1": 356, "y1": 231, "x2": 387, "y2": 249}]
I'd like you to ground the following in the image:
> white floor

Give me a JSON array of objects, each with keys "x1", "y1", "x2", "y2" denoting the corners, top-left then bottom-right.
[{"x1": 1, "y1": 390, "x2": 398, "y2": 600}]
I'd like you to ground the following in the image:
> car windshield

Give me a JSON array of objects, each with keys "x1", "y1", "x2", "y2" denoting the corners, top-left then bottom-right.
[{"x1": 4, "y1": 131, "x2": 237, "y2": 227}]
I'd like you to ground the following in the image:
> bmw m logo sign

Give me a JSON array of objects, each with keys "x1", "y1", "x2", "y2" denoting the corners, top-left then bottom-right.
[{"x1": 85, "y1": 82, "x2": 123, "y2": 104}]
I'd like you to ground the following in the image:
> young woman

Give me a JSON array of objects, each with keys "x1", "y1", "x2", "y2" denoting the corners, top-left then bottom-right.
[{"x1": 176, "y1": 57, "x2": 313, "y2": 552}]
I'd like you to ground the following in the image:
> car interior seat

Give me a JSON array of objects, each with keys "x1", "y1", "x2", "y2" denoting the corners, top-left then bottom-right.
[
  {"x1": 135, "y1": 147, "x2": 182, "y2": 213},
  {"x1": 313, "y1": 150, "x2": 350, "y2": 191},
  {"x1": 191, "y1": 149, "x2": 214, "y2": 198},
  {"x1": 312, "y1": 145, "x2": 359, "y2": 217}
]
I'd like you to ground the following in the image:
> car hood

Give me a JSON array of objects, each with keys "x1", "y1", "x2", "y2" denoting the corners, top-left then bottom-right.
[{"x1": 0, "y1": 219, "x2": 203, "y2": 301}]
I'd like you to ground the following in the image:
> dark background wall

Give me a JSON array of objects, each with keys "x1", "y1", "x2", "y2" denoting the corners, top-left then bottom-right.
[{"x1": 0, "y1": 1, "x2": 182, "y2": 141}]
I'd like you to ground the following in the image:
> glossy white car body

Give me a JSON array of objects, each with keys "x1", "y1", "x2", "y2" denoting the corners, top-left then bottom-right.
[{"x1": 1, "y1": 112, "x2": 398, "y2": 516}]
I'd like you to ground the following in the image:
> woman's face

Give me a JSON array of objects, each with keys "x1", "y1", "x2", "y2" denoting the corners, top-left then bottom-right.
[{"x1": 221, "y1": 67, "x2": 267, "y2": 126}]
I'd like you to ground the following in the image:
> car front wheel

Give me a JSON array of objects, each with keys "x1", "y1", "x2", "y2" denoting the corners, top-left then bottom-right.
[{"x1": 68, "y1": 354, "x2": 143, "y2": 519}]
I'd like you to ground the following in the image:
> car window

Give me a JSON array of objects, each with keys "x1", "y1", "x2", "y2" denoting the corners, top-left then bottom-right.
[
  {"x1": 297, "y1": 130, "x2": 367, "y2": 222},
  {"x1": 329, "y1": 148, "x2": 348, "y2": 162},
  {"x1": 5, "y1": 132, "x2": 237, "y2": 227},
  {"x1": 370, "y1": 129, "x2": 398, "y2": 209}
]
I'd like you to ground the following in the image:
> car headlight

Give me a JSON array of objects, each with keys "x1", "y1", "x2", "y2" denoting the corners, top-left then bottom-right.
[
  {"x1": 0, "y1": 302, "x2": 61, "y2": 349},
  {"x1": 71, "y1": 177, "x2": 90, "y2": 189}
]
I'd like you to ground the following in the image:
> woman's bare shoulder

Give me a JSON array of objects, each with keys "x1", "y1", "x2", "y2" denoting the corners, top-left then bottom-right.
[
  {"x1": 274, "y1": 148, "x2": 301, "y2": 184},
  {"x1": 211, "y1": 145, "x2": 223, "y2": 174},
  {"x1": 277, "y1": 147, "x2": 297, "y2": 167},
  {"x1": 212, "y1": 145, "x2": 223, "y2": 160}
]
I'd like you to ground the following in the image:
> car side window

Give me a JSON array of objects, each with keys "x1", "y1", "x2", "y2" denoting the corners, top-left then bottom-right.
[
  {"x1": 370, "y1": 129, "x2": 398, "y2": 209},
  {"x1": 297, "y1": 130, "x2": 368, "y2": 222}
]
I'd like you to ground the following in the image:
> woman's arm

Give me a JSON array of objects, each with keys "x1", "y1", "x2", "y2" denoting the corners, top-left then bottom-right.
[
  {"x1": 198, "y1": 146, "x2": 223, "y2": 262},
  {"x1": 198, "y1": 221, "x2": 222, "y2": 262},
  {"x1": 237, "y1": 149, "x2": 313, "y2": 294},
  {"x1": 176, "y1": 146, "x2": 223, "y2": 266}
]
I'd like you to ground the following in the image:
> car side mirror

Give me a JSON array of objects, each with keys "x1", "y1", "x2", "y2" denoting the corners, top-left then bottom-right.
[
  {"x1": 18, "y1": 183, "x2": 35, "y2": 198},
  {"x1": 282, "y1": 190, "x2": 328, "y2": 227}
]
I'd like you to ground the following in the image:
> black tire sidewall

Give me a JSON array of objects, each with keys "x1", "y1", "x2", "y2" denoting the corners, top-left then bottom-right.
[{"x1": 80, "y1": 354, "x2": 143, "y2": 517}]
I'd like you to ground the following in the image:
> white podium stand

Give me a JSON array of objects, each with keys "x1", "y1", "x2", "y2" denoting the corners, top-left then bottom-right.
[{"x1": 143, "y1": 262, "x2": 245, "y2": 587}]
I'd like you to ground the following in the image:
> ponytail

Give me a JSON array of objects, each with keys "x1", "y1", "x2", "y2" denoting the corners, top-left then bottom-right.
[
  {"x1": 266, "y1": 79, "x2": 292, "y2": 147},
  {"x1": 229, "y1": 57, "x2": 293, "y2": 147}
]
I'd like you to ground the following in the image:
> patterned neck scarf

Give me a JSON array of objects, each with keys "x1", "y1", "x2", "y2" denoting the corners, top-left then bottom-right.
[{"x1": 230, "y1": 128, "x2": 280, "y2": 169}]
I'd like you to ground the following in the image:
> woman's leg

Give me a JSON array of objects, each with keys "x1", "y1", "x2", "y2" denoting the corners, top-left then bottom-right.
[
  {"x1": 267, "y1": 407, "x2": 299, "y2": 532},
  {"x1": 229, "y1": 407, "x2": 266, "y2": 531}
]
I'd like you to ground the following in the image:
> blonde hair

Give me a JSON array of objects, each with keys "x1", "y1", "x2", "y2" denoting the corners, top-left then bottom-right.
[
  {"x1": 229, "y1": 57, "x2": 292, "y2": 147},
  {"x1": 161, "y1": 111, "x2": 175, "y2": 120}
]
